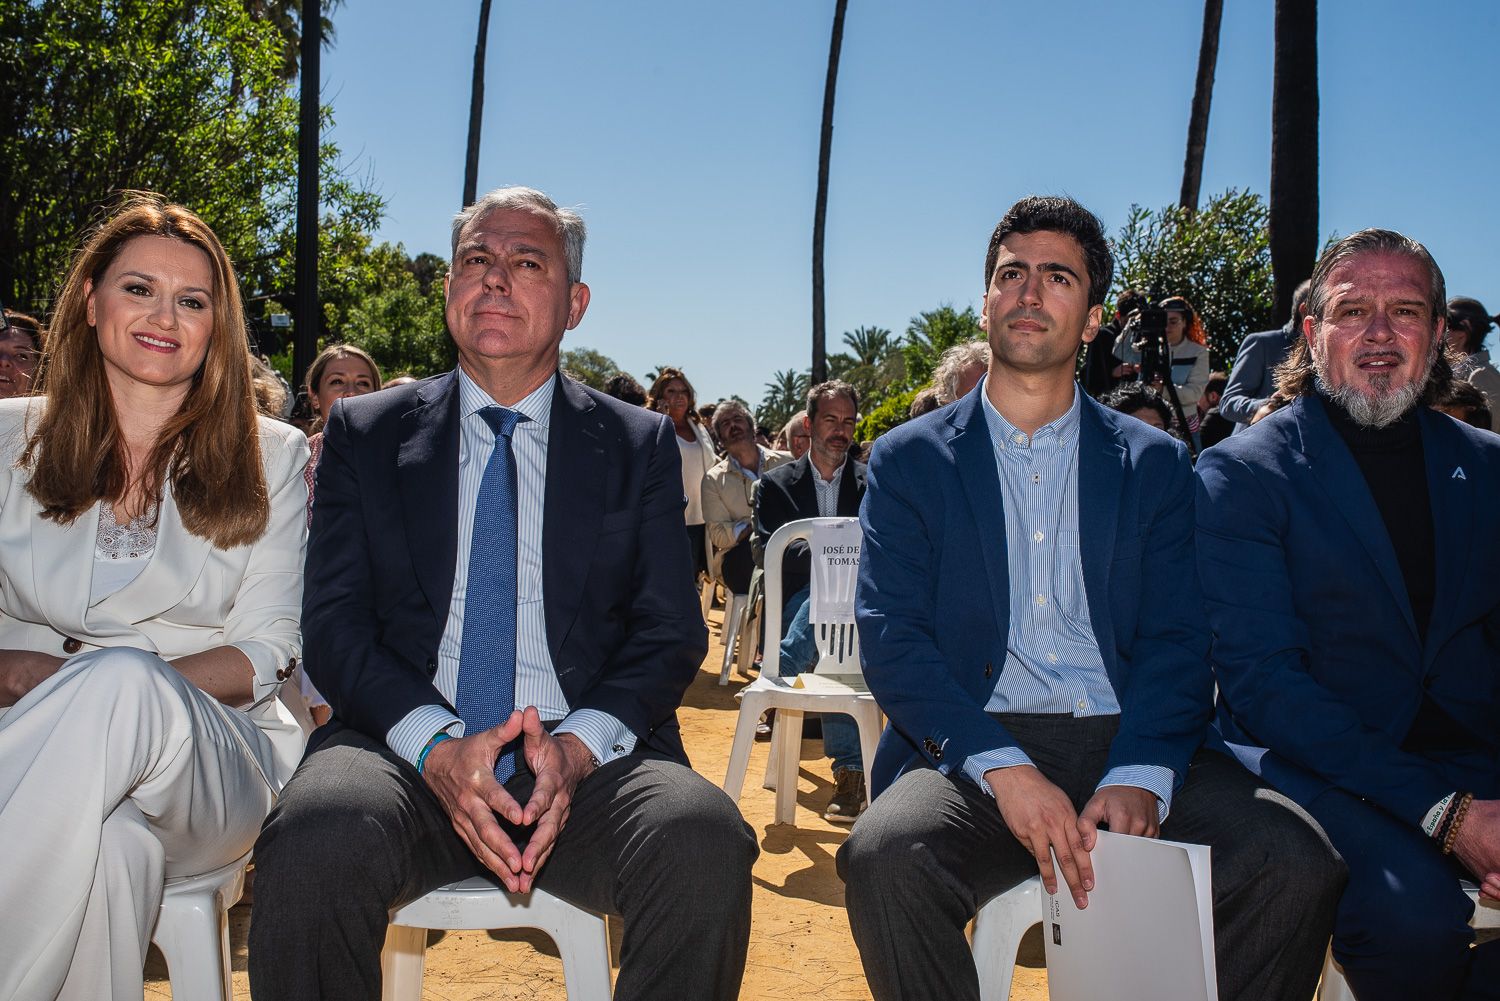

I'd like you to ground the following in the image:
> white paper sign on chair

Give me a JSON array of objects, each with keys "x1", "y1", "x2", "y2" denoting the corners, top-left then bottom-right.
[{"x1": 809, "y1": 517, "x2": 861, "y2": 624}]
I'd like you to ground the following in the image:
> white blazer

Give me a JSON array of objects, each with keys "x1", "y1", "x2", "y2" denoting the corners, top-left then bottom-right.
[{"x1": 0, "y1": 398, "x2": 311, "y2": 787}]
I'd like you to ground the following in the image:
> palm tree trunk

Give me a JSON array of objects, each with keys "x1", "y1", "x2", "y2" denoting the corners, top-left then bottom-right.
[
  {"x1": 1179, "y1": 0, "x2": 1223, "y2": 213},
  {"x1": 811, "y1": 0, "x2": 848, "y2": 386},
  {"x1": 292, "y1": 0, "x2": 322, "y2": 396},
  {"x1": 1270, "y1": 0, "x2": 1318, "y2": 323},
  {"x1": 463, "y1": 0, "x2": 493, "y2": 209}
]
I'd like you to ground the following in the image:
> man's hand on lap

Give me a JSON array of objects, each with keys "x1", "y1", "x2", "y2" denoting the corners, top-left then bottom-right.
[
  {"x1": 1452, "y1": 799, "x2": 1500, "y2": 899},
  {"x1": 985, "y1": 764, "x2": 1094, "y2": 909},
  {"x1": 1078, "y1": 786, "x2": 1160, "y2": 846},
  {"x1": 421, "y1": 713, "x2": 529, "y2": 890},
  {"x1": 515, "y1": 708, "x2": 596, "y2": 892}
]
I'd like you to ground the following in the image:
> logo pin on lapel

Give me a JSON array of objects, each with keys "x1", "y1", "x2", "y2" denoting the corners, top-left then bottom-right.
[{"x1": 1453, "y1": 467, "x2": 1467, "y2": 480}]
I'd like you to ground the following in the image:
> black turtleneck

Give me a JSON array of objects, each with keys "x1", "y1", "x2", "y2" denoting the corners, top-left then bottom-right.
[{"x1": 1321, "y1": 394, "x2": 1476, "y2": 753}]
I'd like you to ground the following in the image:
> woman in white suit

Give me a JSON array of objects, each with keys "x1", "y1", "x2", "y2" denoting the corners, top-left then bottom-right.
[{"x1": 0, "y1": 197, "x2": 309, "y2": 1000}]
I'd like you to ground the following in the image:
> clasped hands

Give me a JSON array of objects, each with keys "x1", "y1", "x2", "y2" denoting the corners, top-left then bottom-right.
[
  {"x1": 1452, "y1": 799, "x2": 1500, "y2": 903},
  {"x1": 984, "y1": 764, "x2": 1159, "y2": 911},
  {"x1": 421, "y1": 705, "x2": 596, "y2": 892}
]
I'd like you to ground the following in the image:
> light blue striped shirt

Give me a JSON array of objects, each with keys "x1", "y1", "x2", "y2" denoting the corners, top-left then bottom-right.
[
  {"x1": 386, "y1": 369, "x2": 636, "y2": 769},
  {"x1": 962, "y1": 379, "x2": 1174, "y2": 818}
]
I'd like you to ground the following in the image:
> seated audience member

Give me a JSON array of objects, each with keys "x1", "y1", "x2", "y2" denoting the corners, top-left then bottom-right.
[
  {"x1": 0, "y1": 197, "x2": 309, "y2": 999},
  {"x1": 1114, "y1": 295, "x2": 1211, "y2": 432},
  {"x1": 781, "y1": 409, "x2": 811, "y2": 459},
  {"x1": 1433, "y1": 380, "x2": 1492, "y2": 431},
  {"x1": 647, "y1": 367, "x2": 717, "y2": 578},
  {"x1": 840, "y1": 195, "x2": 1342, "y2": 1001},
  {"x1": 751, "y1": 381, "x2": 867, "y2": 822},
  {"x1": 1101, "y1": 380, "x2": 1174, "y2": 433},
  {"x1": 603, "y1": 371, "x2": 647, "y2": 406},
  {"x1": 252, "y1": 354, "x2": 292, "y2": 419},
  {"x1": 1197, "y1": 228, "x2": 1500, "y2": 1001},
  {"x1": 1195, "y1": 372, "x2": 1234, "y2": 449},
  {"x1": 933, "y1": 341, "x2": 991, "y2": 405},
  {"x1": 908, "y1": 385, "x2": 942, "y2": 418},
  {"x1": 248, "y1": 186, "x2": 756, "y2": 1001},
  {"x1": 383, "y1": 373, "x2": 418, "y2": 388},
  {"x1": 0, "y1": 309, "x2": 43, "y2": 399},
  {"x1": 702, "y1": 399, "x2": 791, "y2": 595},
  {"x1": 1221, "y1": 280, "x2": 1311, "y2": 432},
  {"x1": 1446, "y1": 296, "x2": 1500, "y2": 407}
]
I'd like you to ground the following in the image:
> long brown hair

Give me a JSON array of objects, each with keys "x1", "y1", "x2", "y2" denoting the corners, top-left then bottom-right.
[
  {"x1": 303, "y1": 342, "x2": 382, "y2": 434},
  {"x1": 23, "y1": 195, "x2": 270, "y2": 549},
  {"x1": 645, "y1": 367, "x2": 699, "y2": 422}
]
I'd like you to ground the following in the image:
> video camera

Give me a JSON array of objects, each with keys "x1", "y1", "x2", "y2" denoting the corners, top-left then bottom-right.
[{"x1": 1123, "y1": 304, "x2": 1172, "y2": 386}]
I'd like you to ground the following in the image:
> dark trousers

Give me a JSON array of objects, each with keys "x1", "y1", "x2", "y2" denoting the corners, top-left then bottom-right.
[
  {"x1": 1310, "y1": 783, "x2": 1500, "y2": 1001},
  {"x1": 686, "y1": 522, "x2": 706, "y2": 578},
  {"x1": 248, "y1": 727, "x2": 758, "y2": 1001},
  {"x1": 838, "y1": 714, "x2": 1345, "y2": 1001},
  {"x1": 719, "y1": 539, "x2": 754, "y2": 595}
]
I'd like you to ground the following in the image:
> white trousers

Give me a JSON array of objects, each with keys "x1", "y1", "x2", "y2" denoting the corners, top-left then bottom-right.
[{"x1": 0, "y1": 649, "x2": 276, "y2": 1001}]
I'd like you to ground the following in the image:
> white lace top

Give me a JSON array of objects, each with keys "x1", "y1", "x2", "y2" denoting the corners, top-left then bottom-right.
[{"x1": 90, "y1": 506, "x2": 157, "y2": 604}]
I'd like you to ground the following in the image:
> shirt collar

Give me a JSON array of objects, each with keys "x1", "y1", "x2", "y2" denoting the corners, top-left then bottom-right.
[
  {"x1": 979, "y1": 375, "x2": 1081, "y2": 450},
  {"x1": 812, "y1": 455, "x2": 847, "y2": 485},
  {"x1": 456, "y1": 366, "x2": 555, "y2": 430}
]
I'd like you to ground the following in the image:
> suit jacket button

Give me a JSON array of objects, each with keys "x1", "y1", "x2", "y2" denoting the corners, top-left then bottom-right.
[
  {"x1": 425, "y1": 658, "x2": 438, "y2": 676},
  {"x1": 62, "y1": 637, "x2": 82, "y2": 654},
  {"x1": 984, "y1": 662, "x2": 993, "y2": 679}
]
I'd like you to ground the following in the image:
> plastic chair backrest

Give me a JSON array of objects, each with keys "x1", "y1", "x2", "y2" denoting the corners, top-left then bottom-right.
[{"x1": 760, "y1": 517, "x2": 863, "y2": 682}]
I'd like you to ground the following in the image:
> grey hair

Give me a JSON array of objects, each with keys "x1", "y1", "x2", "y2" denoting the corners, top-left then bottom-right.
[
  {"x1": 451, "y1": 186, "x2": 586, "y2": 284},
  {"x1": 780, "y1": 410, "x2": 808, "y2": 440},
  {"x1": 1306, "y1": 228, "x2": 1445, "y2": 324},
  {"x1": 932, "y1": 341, "x2": 991, "y2": 404},
  {"x1": 711, "y1": 399, "x2": 753, "y2": 437}
]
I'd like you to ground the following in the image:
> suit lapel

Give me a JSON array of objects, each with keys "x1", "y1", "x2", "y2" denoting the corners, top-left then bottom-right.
[
  {"x1": 788, "y1": 456, "x2": 817, "y2": 515},
  {"x1": 31, "y1": 503, "x2": 100, "y2": 632},
  {"x1": 543, "y1": 376, "x2": 607, "y2": 665},
  {"x1": 1076, "y1": 398, "x2": 1125, "y2": 656},
  {"x1": 836, "y1": 457, "x2": 864, "y2": 516},
  {"x1": 1419, "y1": 409, "x2": 1475, "y2": 664},
  {"x1": 947, "y1": 394, "x2": 1010, "y2": 647},
  {"x1": 89, "y1": 484, "x2": 212, "y2": 635},
  {"x1": 397, "y1": 372, "x2": 461, "y2": 621},
  {"x1": 1294, "y1": 395, "x2": 1419, "y2": 640}
]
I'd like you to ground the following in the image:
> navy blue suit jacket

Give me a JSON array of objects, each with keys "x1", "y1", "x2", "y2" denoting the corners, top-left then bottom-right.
[
  {"x1": 1196, "y1": 395, "x2": 1500, "y2": 824},
  {"x1": 855, "y1": 386, "x2": 1213, "y2": 797},
  {"x1": 303, "y1": 371, "x2": 707, "y2": 763}
]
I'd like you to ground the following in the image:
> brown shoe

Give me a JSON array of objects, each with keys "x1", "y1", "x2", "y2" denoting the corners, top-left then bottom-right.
[{"x1": 823, "y1": 768, "x2": 867, "y2": 824}]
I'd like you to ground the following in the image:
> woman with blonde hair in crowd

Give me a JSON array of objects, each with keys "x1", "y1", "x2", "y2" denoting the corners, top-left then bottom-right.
[
  {"x1": 646, "y1": 366, "x2": 717, "y2": 578},
  {"x1": 0, "y1": 196, "x2": 309, "y2": 999}
]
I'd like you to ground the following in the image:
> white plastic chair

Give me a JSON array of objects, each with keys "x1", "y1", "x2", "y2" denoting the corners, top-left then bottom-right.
[
  {"x1": 722, "y1": 517, "x2": 883, "y2": 825},
  {"x1": 151, "y1": 850, "x2": 251, "y2": 1001},
  {"x1": 1318, "y1": 882, "x2": 1498, "y2": 1001},
  {"x1": 380, "y1": 878, "x2": 612, "y2": 1000},
  {"x1": 969, "y1": 876, "x2": 1043, "y2": 1001},
  {"x1": 718, "y1": 570, "x2": 763, "y2": 685}
]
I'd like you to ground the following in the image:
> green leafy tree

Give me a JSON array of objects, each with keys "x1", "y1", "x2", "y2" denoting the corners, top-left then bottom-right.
[
  {"x1": 756, "y1": 368, "x2": 810, "y2": 431},
  {"x1": 856, "y1": 387, "x2": 920, "y2": 442},
  {"x1": 1111, "y1": 189, "x2": 1276, "y2": 366},
  {"x1": 900, "y1": 305, "x2": 985, "y2": 390},
  {"x1": 559, "y1": 347, "x2": 623, "y2": 391},
  {"x1": 338, "y1": 259, "x2": 453, "y2": 379},
  {"x1": 0, "y1": 0, "x2": 381, "y2": 330}
]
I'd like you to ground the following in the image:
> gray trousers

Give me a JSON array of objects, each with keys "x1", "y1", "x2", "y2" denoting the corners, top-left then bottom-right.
[
  {"x1": 248, "y1": 727, "x2": 758, "y2": 1001},
  {"x1": 838, "y1": 714, "x2": 1346, "y2": 1001}
]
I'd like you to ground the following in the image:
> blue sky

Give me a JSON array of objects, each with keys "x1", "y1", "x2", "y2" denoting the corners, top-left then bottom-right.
[{"x1": 320, "y1": 0, "x2": 1500, "y2": 405}]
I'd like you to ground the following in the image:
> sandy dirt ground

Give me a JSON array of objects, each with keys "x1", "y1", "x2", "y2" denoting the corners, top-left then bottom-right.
[{"x1": 144, "y1": 602, "x2": 1051, "y2": 1000}]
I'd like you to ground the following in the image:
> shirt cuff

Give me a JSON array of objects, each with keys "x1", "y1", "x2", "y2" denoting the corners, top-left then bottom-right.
[
  {"x1": 387, "y1": 705, "x2": 464, "y2": 769},
  {"x1": 964, "y1": 745, "x2": 1036, "y2": 793},
  {"x1": 1097, "y1": 764, "x2": 1176, "y2": 822},
  {"x1": 1421, "y1": 792, "x2": 1458, "y2": 837},
  {"x1": 554, "y1": 709, "x2": 637, "y2": 765}
]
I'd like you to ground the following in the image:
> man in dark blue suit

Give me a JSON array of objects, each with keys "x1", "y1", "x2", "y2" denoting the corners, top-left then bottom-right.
[
  {"x1": 249, "y1": 187, "x2": 756, "y2": 1001},
  {"x1": 1198, "y1": 229, "x2": 1500, "y2": 1001},
  {"x1": 839, "y1": 196, "x2": 1342, "y2": 1001}
]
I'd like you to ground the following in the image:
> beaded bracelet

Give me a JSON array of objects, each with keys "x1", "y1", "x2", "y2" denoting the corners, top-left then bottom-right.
[
  {"x1": 1440, "y1": 792, "x2": 1474, "y2": 856},
  {"x1": 417, "y1": 732, "x2": 454, "y2": 774}
]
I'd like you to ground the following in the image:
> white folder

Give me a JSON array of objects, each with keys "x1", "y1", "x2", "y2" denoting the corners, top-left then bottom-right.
[{"x1": 1043, "y1": 830, "x2": 1217, "y2": 1001}]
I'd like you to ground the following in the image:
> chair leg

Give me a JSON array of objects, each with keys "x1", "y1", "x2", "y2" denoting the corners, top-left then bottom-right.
[
  {"x1": 699, "y1": 575, "x2": 715, "y2": 624},
  {"x1": 972, "y1": 879, "x2": 1041, "y2": 1001},
  {"x1": 723, "y1": 690, "x2": 769, "y2": 801},
  {"x1": 380, "y1": 924, "x2": 429, "y2": 1001},
  {"x1": 155, "y1": 887, "x2": 234, "y2": 1001},
  {"x1": 719, "y1": 596, "x2": 747, "y2": 684},
  {"x1": 852, "y1": 701, "x2": 884, "y2": 810},
  {"x1": 772, "y1": 709, "x2": 803, "y2": 824},
  {"x1": 735, "y1": 599, "x2": 761, "y2": 679},
  {"x1": 1317, "y1": 947, "x2": 1355, "y2": 1001},
  {"x1": 550, "y1": 910, "x2": 613, "y2": 999}
]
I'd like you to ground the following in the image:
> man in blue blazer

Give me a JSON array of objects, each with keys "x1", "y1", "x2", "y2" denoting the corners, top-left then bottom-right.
[
  {"x1": 1219, "y1": 279, "x2": 1310, "y2": 432},
  {"x1": 249, "y1": 187, "x2": 756, "y2": 1001},
  {"x1": 1198, "y1": 229, "x2": 1500, "y2": 1001},
  {"x1": 839, "y1": 196, "x2": 1342, "y2": 1001}
]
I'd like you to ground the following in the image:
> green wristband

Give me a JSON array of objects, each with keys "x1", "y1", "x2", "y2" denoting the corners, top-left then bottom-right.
[{"x1": 416, "y1": 731, "x2": 454, "y2": 774}]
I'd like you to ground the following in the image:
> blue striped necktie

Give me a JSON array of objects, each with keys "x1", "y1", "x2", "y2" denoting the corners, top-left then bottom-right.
[{"x1": 455, "y1": 405, "x2": 529, "y2": 783}]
